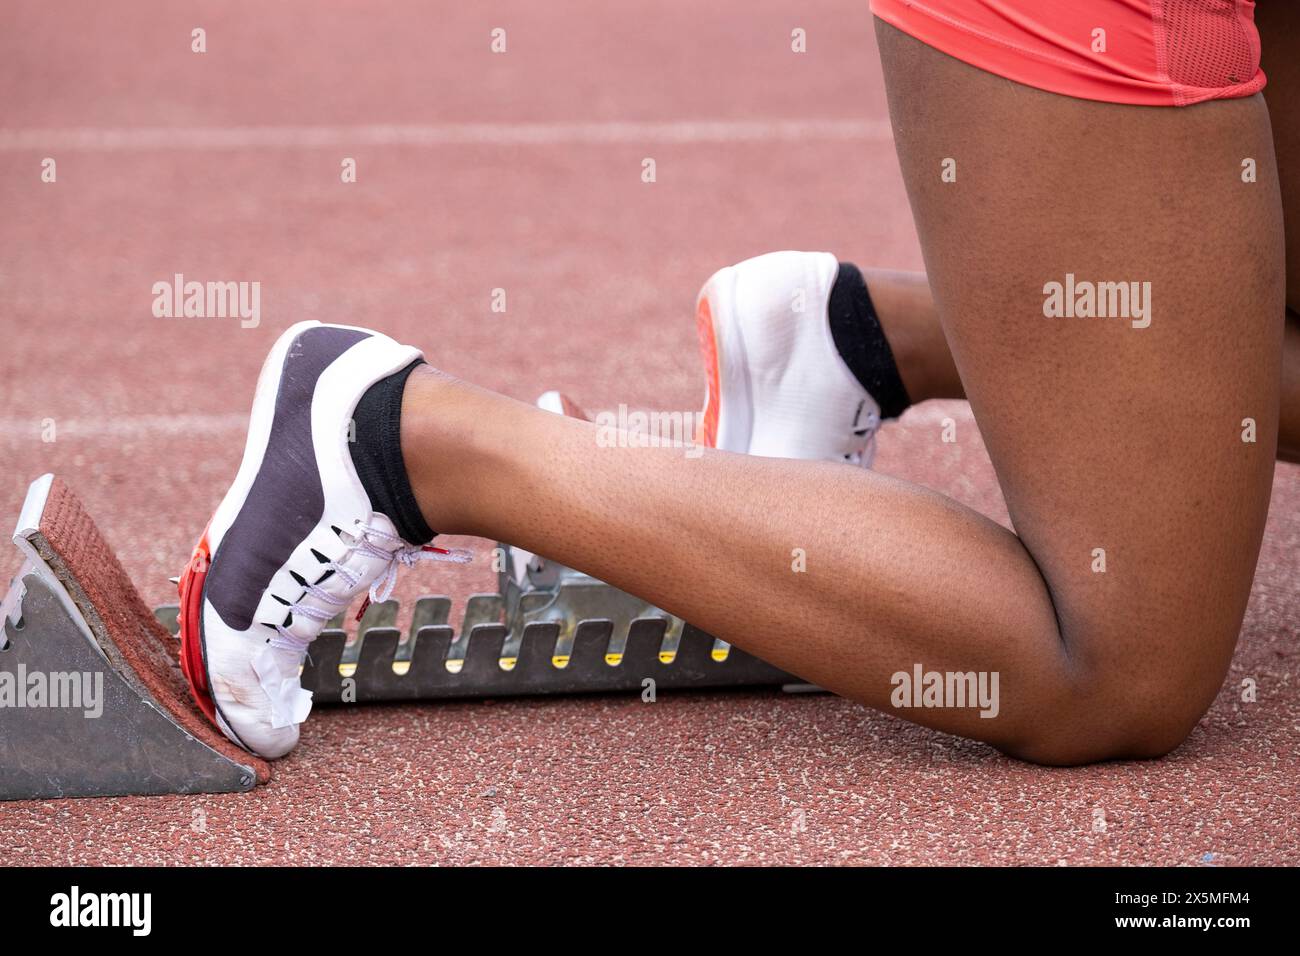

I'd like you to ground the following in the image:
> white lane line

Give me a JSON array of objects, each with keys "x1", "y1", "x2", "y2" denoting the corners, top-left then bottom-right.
[
  {"x1": 0, "y1": 401, "x2": 969, "y2": 443},
  {"x1": 0, "y1": 118, "x2": 892, "y2": 152},
  {"x1": 0, "y1": 413, "x2": 248, "y2": 440}
]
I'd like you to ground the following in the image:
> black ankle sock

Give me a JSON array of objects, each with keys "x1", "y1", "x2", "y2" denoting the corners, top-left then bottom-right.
[
  {"x1": 349, "y1": 359, "x2": 436, "y2": 544},
  {"x1": 827, "y1": 262, "x2": 912, "y2": 419}
]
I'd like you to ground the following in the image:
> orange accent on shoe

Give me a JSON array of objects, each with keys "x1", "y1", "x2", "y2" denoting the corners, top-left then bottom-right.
[
  {"x1": 695, "y1": 293, "x2": 720, "y2": 448},
  {"x1": 177, "y1": 525, "x2": 217, "y2": 725}
]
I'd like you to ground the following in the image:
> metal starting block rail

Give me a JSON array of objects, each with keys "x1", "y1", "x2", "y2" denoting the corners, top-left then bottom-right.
[{"x1": 155, "y1": 548, "x2": 808, "y2": 702}]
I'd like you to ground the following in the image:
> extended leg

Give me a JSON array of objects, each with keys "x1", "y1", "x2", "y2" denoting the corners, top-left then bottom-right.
[{"x1": 398, "y1": 26, "x2": 1282, "y2": 767}]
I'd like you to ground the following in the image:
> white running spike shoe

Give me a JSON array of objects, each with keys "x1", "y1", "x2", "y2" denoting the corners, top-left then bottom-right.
[
  {"x1": 694, "y1": 251, "x2": 881, "y2": 465},
  {"x1": 178, "y1": 321, "x2": 468, "y2": 758}
]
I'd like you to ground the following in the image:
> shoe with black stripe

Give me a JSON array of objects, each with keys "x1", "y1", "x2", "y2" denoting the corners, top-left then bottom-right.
[{"x1": 177, "y1": 321, "x2": 467, "y2": 758}]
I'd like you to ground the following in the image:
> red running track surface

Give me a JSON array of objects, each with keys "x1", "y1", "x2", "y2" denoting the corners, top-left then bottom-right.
[{"x1": 0, "y1": 0, "x2": 1296, "y2": 865}]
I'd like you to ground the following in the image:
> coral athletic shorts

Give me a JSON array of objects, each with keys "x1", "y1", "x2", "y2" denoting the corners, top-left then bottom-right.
[{"x1": 870, "y1": 0, "x2": 1265, "y2": 106}]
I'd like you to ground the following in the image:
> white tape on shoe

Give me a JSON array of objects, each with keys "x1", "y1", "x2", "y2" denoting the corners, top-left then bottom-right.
[{"x1": 252, "y1": 645, "x2": 314, "y2": 730}]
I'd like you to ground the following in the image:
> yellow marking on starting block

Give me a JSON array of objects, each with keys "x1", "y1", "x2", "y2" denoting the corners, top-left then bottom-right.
[
  {"x1": 658, "y1": 651, "x2": 676, "y2": 664},
  {"x1": 499, "y1": 656, "x2": 517, "y2": 671},
  {"x1": 392, "y1": 661, "x2": 411, "y2": 676},
  {"x1": 339, "y1": 662, "x2": 357, "y2": 679},
  {"x1": 711, "y1": 646, "x2": 730, "y2": 662},
  {"x1": 604, "y1": 653, "x2": 623, "y2": 666},
  {"x1": 552, "y1": 654, "x2": 570, "y2": 668},
  {"x1": 445, "y1": 658, "x2": 464, "y2": 674}
]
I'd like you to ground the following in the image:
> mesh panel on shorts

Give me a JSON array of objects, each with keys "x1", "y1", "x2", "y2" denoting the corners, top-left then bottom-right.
[{"x1": 1159, "y1": 0, "x2": 1257, "y2": 90}]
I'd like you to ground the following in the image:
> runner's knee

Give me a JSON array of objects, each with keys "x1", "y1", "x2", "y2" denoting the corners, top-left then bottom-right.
[{"x1": 1009, "y1": 630, "x2": 1230, "y2": 766}]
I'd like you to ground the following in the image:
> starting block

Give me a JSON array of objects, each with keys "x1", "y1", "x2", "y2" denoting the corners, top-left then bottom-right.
[
  {"x1": 0, "y1": 475, "x2": 269, "y2": 801},
  {"x1": 2, "y1": 473, "x2": 810, "y2": 802}
]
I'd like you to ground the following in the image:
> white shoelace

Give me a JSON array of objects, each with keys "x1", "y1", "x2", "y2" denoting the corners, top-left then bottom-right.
[{"x1": 269, "y1": 523, "x2": 471, "y2": 654}]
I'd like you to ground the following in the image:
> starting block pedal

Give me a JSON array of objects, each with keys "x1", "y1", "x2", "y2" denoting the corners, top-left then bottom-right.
[{"x1": 0, "y1": 475, "x2": 270, "y2": 801}]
